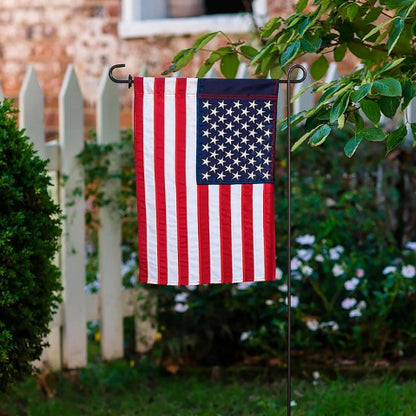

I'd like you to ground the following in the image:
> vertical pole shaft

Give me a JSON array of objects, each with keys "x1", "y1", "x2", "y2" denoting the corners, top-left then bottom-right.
[{"x1": 286, "y1": 71, "x2": 292, "y2": 416}]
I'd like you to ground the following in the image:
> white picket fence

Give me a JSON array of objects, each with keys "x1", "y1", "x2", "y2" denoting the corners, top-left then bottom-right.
[{"x1": 1, "y1": 61, "x2": 414, "y2": 370}]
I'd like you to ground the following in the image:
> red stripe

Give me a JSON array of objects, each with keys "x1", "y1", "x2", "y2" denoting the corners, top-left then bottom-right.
[
  {"x1": 263, "y1": 183, "x2": 276, "y2": 281},
  {"x1": 175, "y1": 79, "x2": 189, "y2": 285},
  {"x1": 197, "y1": 185, "x2": 210, "y2": 284},
  {"x1": 241, "y1": 185, "x2": 254, "y2": 282},
  {"x1": 154, "y1": 78, "x2": 168, "y2": 285},
  {"x1": 134, "y1": 78, "x2": 148, "y2": 284},
  {"x1": 219, "y1": 185, "x2": 233, "y2": 283}
]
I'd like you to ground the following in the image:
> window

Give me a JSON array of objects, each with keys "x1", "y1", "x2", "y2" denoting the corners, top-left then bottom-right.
[{"x1": 119, "y1": 0, "x2": 267, "y2": 38}]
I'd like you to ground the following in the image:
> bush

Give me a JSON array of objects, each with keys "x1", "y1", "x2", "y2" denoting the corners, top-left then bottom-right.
[{"x1": 0, "y1": 99, "x2": 62, "y2": 389}]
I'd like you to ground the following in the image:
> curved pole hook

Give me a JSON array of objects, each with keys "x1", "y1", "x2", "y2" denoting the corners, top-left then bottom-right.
[
  {"x1": 287, "y1": 64, "x2": 307, "y2": 84},
  {"x1": 108, "y1": 64, "x2": 133, "y2": 88}
]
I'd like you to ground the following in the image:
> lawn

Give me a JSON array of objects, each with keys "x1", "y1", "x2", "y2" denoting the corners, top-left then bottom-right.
[{"x1": 1, "y1": 361, "x2": 416, "y2": 416}]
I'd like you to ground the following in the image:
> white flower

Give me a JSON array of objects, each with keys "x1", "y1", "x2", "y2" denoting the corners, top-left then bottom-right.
[
  {"x1": 285, "y1": 295, "x2": 299, "y2": 308},
  {"x1": 278, "y1": 284, "x2": 288, "y2": 292},
  {"x1": 405, "y1": 241, "x2": 416, "y2": 252},
  {"x1": 175, "y1": 292, "x2": 188, "y2": 303},
  {"x1": 174, "y1": 303, "x2": 189, "y2": 313},
  {"x1": 315, "y1": 254, "x2": 325, "y2": 262},
  {"x1": 344, "y1": 277, "x2": 360, "y2": 291},
  {"x1": 382, "y1": 266, "x2": 397, "y2": 275},
  {"x1": 332, "y1": 264, "x2": 344, "y2": 277},
  {"x1": 357, "y1": 300, "x2": 367, "y2": 310},
  {"x1": 320, "y1": 321, "x2": 339, "y2": 331},
  {"x1": 306, "y1": 319, "x2": 319, "y2": 331},
  {"x1": 313, "y1": 371, "x2": 320, "y2": 379},
  {"x1": 329, "y1": 246, "x2": 344, "y2": 260},
  {"x1": 349, "y1": 308, "x2": 362, "y2": 318},
  {"x1": 341, "y1": 298, "x2": 357, "y2": 310},
  {"x1": 186, "y1": 285, "x2": 197, "y2": 291},
  {"x1": 292, "y1": 271, "x2": 303, "y2": 281},
  {"x1": 297, "y1": 249, "x2": 314, "y2": 262},
  {"x1": 237, "y1": 281, "x2": 254, "y2": 290},
  {"x1": 240, "y1": 331, "x2": 250, "y2": 341},
  {"x1": 290, "y1": 400, "x2": 297, "y2": 407},
  {"x1": 265, "y1": 299, "x2": 274, "y2": 306},
  {"x1": 291, "y1": 257, "x2": 302, "y2": 270},
  {"x1": 356, "y1": 269, "x2": 365, "y2": 278},
  {"x1": 296, "y1": 234, "x2": 316, "y2": 245},
  {"x1": 401, "y1": 265, "x2": 416, "y2": 279},
  {"x1": 301, "y1": 265, "x2": 314, "y2": 276},
  {"x1": 276, "y1": 267, "x2": 283, "y2": 280}
]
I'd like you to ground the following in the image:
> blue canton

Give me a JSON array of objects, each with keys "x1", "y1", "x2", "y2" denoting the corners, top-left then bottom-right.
[{"x1": 197, "y1": 98, "x2": 275, "y2": 185}]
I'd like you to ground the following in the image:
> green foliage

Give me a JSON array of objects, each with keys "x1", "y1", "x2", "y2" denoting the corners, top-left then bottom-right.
[
  {"x1": 0, "y1": 99, "x2": 62, "y2": 389},
  {"x1": 164, "y1": 0, "x2": 416, "y2": 156}
]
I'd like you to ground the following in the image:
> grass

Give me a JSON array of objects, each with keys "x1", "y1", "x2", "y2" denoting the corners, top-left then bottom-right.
[{"x1": 1, "y1": 361, "x2": 416, "y2": 415}]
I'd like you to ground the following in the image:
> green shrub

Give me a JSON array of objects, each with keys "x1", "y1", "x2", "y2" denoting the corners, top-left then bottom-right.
[{"x1": 0, "y1": 99, "x2": 62, "y2": 389}]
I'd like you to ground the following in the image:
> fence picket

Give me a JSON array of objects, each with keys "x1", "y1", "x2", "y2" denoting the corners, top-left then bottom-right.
[
  {"x1": 97, "y1": 67, "x2": 124, "y2": 361},
  {"x1": 19, "y1": 66, "x2": 45, "y2": 159},
  {"x1": 293, "y1": 63, "x2": 314, "y2": 116},
  {"x1": 59, "y1": 65, "x2": 87, "y2": 369}
]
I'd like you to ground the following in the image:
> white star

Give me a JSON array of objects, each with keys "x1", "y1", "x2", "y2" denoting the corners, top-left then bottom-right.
[
  {"x1": 202, "y1": 158, "x2": 210, "y2": 166},
  {"x1": 241, "y1": 164, "x2": 248, "y2": 173},
  {"x1": 256, "y1": 136, "x2": 265, "y2": 144},
  {"x1": 226, "y1": 108, "x2": 234, "y2": 117},
  {"x1": 248, "y1": 130, "x2": 256, "y2": 137},
  {"x1": 264, "y1": 115, "x2": 272, "y2": 123},
  {"x1": 249, "y1": 114, "x2": 257, "y2": 123},
  {"x1": 226, "y1": 122, "x2": 234, "y2": 131},
  {"x1": 225, "y1": 150, "x2": 234, "y2": 159},
  {"x1": 203, "y1": 114, "x2": 211, "y2": 123},
  {"x1": 202, "y1": 129, "x2": 210, "y2": 137},
  {"x1": 264, "y1": 130, "x2": 272, "y2": 137},
  {"x1": 234, "y1": 100, "x2": 242, "y2": 109},
  {"x1": 249, "y1": 143, "x2": 256, "y2": 152},
  {"x1": 262, "y1": 171, "x2": 271, "y2": 180},
  {"x1": 249, "y1": 100, "x2": 257, "y2": 108},
  {"x1": 233, "y1": 158, "x2": 241, "y2": 166},
  {"x1": 210, "y1": 107, "x2": 219, "y2": 116},
  {"x1": 210, "y1": 136, "x2": 219, "y2": 145},
  {"x1": 218, "y1": 143, "x2": 226, "y2": 152},
  {"x1": 225, "y1": 165, "x2": 233, "y2": 173},
  {"x1": 263, "y1": 143, "x2": 272, "y2": 151},
  {"x1": 203, "y1": 101, "x2": 211, "y2": 109},
  {"x1": 218, "y1": 100, "x2": 226, "y2": 109},
  {"x1": 233, "y1": 171, "x2": 241, "y2": 180},
  {"x1": 211, "y1": 150, "x2": 218, "y2": 159},
  {"x1": 241, "y1": 108, "x2": 249, "y2": 116},
  {"x1": 218, "y1": 115, "x2": 226, "y2": 123},
  {"x1": 233, "y1": 114, "x2": 242, "y2": 123},
  {"x1": 241, "y1": 137, "x2": 249, "y2": 145},
  {"x1": 264, "y1": 101, "x2": 272, "y2": 109},
  {"x1": 210, "y1": 165, "x2": 218, "y2": 173},
  {"x1": 257, "y1": 107, "x2": 265, "y2": 116},
  {"x1": 202, "y1": 143, "x2": 211, "y2": 152},
  {"x1": 241, "y1": 122, "x2": 249, "y2": 131},
  {"x1": 233, "y1": 130, "x2": 242, "y2": 137},
  {"x1": 226, "y1": 136, "x2": 234, "y2": 145},
  {"x1": 263, "y1": 158, "x2": 272, "y2": 165},
  {"x1": 248, "y1": 157, "x2": 256, "y2": 165},
  {"x1": 256, "y1": 149, "x2": 265, "y2": 158},
  {"x1": 202, "y1": 172, "x2": 211, "y2": 180},
  {"x1": 218, "y1": 158, "x2": 225, "y2": 166},
  {"x1": 248, "y1": 171, "x2": 255, "y2": 180},
  {"x1": 233, "y1": 143, "x2": 242, "y2": 152},
  {"x1": 256, "y1": 165, "x2": 263, "y2": 172},
  {"x1": 210, "y1": 122, "x2": 218, "y2": 130},
  {"x1": 256, "y1": 121, "x2": 265, "y2": 130},
  {"x1": 241, "y1": 150, "x2": 249, "y2": 158},
  {"x1": 218, "y1": 129, "x2": 226, "y2": 137},
  {"x1": 217, "y1": 171, "x2": 226, "y2": 181}
]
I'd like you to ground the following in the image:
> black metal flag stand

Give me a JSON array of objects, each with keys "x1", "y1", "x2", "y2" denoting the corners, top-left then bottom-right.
[{"x1": 109, "y1": 63, "x2": 308, "y2": 416}]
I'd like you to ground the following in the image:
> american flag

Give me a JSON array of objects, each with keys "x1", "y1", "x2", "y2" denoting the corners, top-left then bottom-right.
[{"x1": 134, "y1": 77, "x2": 279, "y2": 285}]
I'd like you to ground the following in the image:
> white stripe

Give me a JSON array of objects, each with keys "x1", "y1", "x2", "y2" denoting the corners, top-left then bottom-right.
[
  {"x1": 231, "y1": 185, "x2": 243, "y2": 283},
  {"x1": 142, "y1": 78, "x2": 158, "y2": 284},
  {"x1": 185, "y1": 78, "x2": 200, "y2": 285},
  {"x1": 164, "y1": 79, "x2": 178, "y2": 285},
  {"x1": 208, "y1": 185, "x2": 221, "y2": 284},
  {"x1": 252, "y1": 184, "x2": 265, "y2": 281}
]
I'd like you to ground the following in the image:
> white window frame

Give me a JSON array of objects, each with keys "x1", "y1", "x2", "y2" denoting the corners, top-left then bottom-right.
[{"x1": 119, "y1": 0, "x2": 267, "y2": 38}]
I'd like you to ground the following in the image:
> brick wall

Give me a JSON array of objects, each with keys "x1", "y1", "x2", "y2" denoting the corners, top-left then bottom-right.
[{"x1": 0, "y1": 0, "x2": 297, "y2": 138}]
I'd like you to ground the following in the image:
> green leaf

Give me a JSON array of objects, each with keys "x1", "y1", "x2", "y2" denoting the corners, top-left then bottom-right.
[
  {"x1": 251, "y1": 43, "x2": 273, "y2": 65},
  {"x1": 402, "y1": 81, "x2": 416, "y2": 110},
  {"x1": 260, "y1": 17, "x2": 281, "y2": 38},
  {"x1": 373, "y1": 78, "x2": 402, "y2": 96},
  {"x1": 412, "y1": 21, "x2": 416, "y2": 37},
  {"x1": 387, "y1": 18, "x2": 404, "y2": 55},
  {"x1": 362, "y1": 18, "x2": 396, "y2": 41},
  {"x1": 374, "y1": 58, "x2": 405, "y2": 76},
  {"x1": 386, "y1": 125, "x2": 407, "y2": 154},
  {"x1": 360, "y1": 99, "x2": 381, "y2": 124},
  {"x1": 308, "y1": 124, "x2": 331, "y2": 146},
  {"x1": 280, "y1": 41, "x2": 300, "y2": 66},
  {"x1": 220, "y1": 53, "x2": 239, "y2": 79},
  {"x1": 410, "y1": 123, "x2": 416, "y2": 141},
  {"x1": 196, "y1": 49, "x2": 228, "y2": 78},
  {"x1": 330, "y1": 92, "x2": 351, "y2": 124},
  {"x1": 347, "y1": 3, "x2": 359, "y2": 21},
  {"x1": 351, "y1": 83, "x2": 372, "y2": 102},
  {"x1": 301, "y1": 32, "x2": 322, "y2": 52},
  {"x1": 361, "y1": 127, "x2": 385, "y2": 142},
  {"x1": 193, "y1": 32, "x2": 219, "y2": 52},
  {"x1": 163, "y1": 49, "x2": 194, "y2": 75},
  {"x1": 334, "y1": 44, "x2": 347, "y2": 62},
  {"x1": 310, "y1": 55, "x2": 329, "y2": 80},
  {"x1": 382, "y1": 0, "x2": 414, "y2": 9},
  {"x1": 379, "y1": 96, "x2": 401, "y2": 118},
  {"x1": 344, "y1": 135, "x2": 362, "y2": 157},
  {"x1": 296, "y1": 0, "x2": 308, "y2": 12},
  {"x1": 347, "y1": 41, "x2": 373, "y2": 59},
  {"x1": 240, "y1": 45, "x2": 258, "y2": 59}
]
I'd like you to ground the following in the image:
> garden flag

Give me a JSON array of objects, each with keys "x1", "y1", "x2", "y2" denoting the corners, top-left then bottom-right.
[{"x1": 134, "y1": 77, "x2": 279, "y2": 285}]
